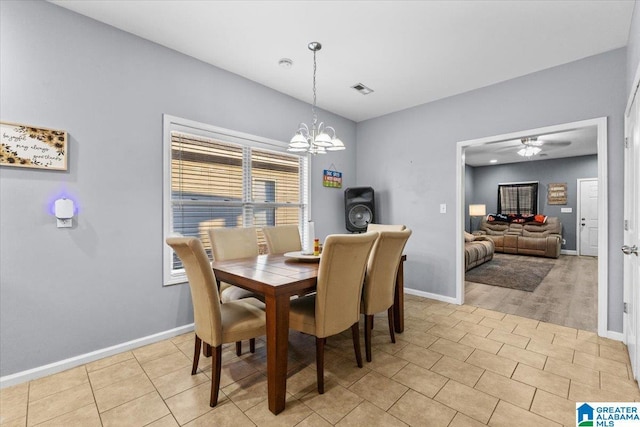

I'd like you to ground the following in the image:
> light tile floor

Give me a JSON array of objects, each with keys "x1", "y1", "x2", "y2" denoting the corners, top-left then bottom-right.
[{"x1": 1, "y1": 295, "x2": 638, "y2": 426}]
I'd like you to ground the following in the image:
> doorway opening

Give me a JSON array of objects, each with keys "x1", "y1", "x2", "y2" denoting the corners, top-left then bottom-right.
[{"x1": 456, "y1": 117, "x2": 608, "y2": 336}]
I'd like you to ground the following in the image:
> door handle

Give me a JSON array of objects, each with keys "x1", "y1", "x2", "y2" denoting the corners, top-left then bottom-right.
[{"x1": 621, "y1": 245, "x2": 639, "y2": 256}]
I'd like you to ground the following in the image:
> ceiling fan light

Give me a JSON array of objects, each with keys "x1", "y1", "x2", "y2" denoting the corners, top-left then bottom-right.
[
  {"x1": 517, "y1": 146, "x2": 541, "y2": 157},
  {"x1": 521, "y1": 137, "x2": 543, "y2": 147}
]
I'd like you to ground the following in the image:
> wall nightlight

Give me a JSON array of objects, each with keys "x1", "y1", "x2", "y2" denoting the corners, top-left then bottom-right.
[
  {"x1": 54, "y1": 198, "x2": 74, "y2": 228},
  {"x1": 468, "y1": 204, "x2": 486, "y2": 232}
]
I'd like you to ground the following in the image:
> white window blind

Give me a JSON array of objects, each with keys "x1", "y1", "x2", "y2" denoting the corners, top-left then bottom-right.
[{"x1": 163, "y1": 116, "x2": 308, "y2": 285}]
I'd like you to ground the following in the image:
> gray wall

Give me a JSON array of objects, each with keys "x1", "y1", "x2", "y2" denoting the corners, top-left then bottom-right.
[
  {"x1": 356, "y1": 48, "x2": 627, "y2": 332},
  {"x1": 0, "y1": 1, "x2": 356, "y2": 376},
  {"x1": 469, "y1": 155, "x2": 598, "y2": 251},
  {"x1": 628, "y1": 1, "x2": 640, "y2": 95}
]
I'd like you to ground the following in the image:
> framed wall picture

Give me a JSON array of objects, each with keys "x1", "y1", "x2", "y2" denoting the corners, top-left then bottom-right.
[
  {"x1": 323, "y1": 169, "x2": 342, "y2": 188},
  {"x1": 547, "y1": 182, "x2": 567, "y2": 205},
  {"x1": 1, "y1": 121, "x2": 68, "y2": 170}
]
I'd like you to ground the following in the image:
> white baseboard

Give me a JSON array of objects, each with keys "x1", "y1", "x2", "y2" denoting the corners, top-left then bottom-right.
[
  {"x1": 405, "y1": 287, "x2": 459, "y2": 305},
  {"x1": 560, "y1": 249, "x2": 578, "y2": 255},
  {"x1": 0, "y1": 323, "x2": 195, "y2": 389},
  {"x1": 606, "y1": 330, "x2": 624, "y2": 342}
]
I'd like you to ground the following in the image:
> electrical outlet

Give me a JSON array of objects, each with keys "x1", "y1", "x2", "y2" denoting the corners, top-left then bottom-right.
[
  {"x1": 440, "y1": 204, "x2": 446, "y2": 214},
  {"x1": 57, "y1": 218, "x2": 72, "y2": 228},
  {"x1": 562, "y1": 239, "x2": 566, "y2": 245}
]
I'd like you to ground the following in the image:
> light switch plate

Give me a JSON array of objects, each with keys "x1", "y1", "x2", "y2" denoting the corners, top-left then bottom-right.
[
  {"x1": 440, "y1": 204, "x2": 447, "y2": 214},
  {"x1": 561, "y1": 207, "x2": 572, "y2": 213}
]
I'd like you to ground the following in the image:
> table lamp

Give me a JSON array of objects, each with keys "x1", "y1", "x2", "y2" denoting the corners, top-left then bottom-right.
[{"x1": 468, "y1": 204, "x2": 486, "y2": 232}]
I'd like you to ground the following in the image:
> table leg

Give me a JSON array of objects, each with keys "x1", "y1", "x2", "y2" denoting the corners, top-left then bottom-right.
[
  {"x1": 393, "y1": 259, "x2": 405, "y2": 333},
  {"x1": 265, "y1": 293, "x2": 290, "y2": 414}
]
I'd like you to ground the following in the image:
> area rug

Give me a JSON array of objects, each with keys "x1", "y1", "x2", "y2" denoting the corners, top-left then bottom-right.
[{"x1": 465, "y1": 253, "x2": 556, "y2": 292}]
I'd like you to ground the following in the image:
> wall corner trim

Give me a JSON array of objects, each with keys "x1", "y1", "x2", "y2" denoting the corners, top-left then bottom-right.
[{"x1": 404, "y1": 288, "x2": 459, "y2": 305}]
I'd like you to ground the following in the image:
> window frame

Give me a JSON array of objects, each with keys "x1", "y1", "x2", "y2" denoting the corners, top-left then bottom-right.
[
  {"x1": 162, "y1": 114, "x2": 309, "y2": 286},
  {"x1": 496, "y1": 181, "x2": 539, "y2": 215}
]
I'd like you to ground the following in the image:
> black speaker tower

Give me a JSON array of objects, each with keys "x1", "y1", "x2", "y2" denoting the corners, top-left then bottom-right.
[{"x1": 344, "y1": 187, "x2": 375, "y2": 232}]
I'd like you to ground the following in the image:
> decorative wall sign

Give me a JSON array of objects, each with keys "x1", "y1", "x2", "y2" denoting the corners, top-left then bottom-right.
[
  {"x1": 323, "y1": 167, "x2": 342, "y2": 188},
  {"x1": 547, "y1": 182, "x2": 567, "y2": 205},
  {"x1": 1, "y1": 121, "x2": 68, "y2": 170}
]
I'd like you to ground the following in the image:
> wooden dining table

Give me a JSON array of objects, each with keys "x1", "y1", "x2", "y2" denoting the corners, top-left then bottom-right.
[{"x1": 211, "y1": 253, "x2": 407, "y2": 415}]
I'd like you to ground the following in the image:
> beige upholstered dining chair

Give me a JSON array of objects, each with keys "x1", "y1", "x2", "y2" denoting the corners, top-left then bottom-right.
[
  {"x1": 366, "y1": 223, "x2": 406, "y2": 232},
  {"x1": 208, "y1": 227, "x2": 260, "y2": 302},
  {"x1": 361, "y1": 229, "x2": 412, "y2": 362},
  {"x1": 263, "y1": 224, "x2": 302, "y2": 254},
  {"x1": 208, "y1": 226, "x2": 262, "y2": 355},
  {"x1": 289, "y1": 232, "x2": 378, "y2": 394},
  {"x1": 166, "y1": 236, "x2": 266, "y2": 407}
]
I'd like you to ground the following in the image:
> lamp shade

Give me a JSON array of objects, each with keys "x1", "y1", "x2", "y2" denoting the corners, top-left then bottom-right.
[
  {"x1": 469, "y1": 204, "x2": 486, "y2": 216},
  {"x1": 326, "y1": 137, "x2": 345, "y2": 151},
  {"x1": 290, "y1": 133, "x2": 310, "y2": 148},
  {"x1": 314, "y1": 132, "x2": 333, "y2": 147}
]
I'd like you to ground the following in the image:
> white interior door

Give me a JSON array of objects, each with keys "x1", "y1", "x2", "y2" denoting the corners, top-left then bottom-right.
[
  {"x1": 624, "y1": 83, "x2": 640, "y2": 381},
  {"x1": 578, "y1": 178, "x2": 599, "y2": 257}
]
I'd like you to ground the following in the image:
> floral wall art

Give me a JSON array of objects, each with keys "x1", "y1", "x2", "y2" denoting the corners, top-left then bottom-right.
[{"x1": 0, "y1": 121, "x2": 67, "y2": 170}]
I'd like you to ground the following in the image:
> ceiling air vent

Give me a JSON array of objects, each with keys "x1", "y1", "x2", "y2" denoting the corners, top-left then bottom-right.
[{"x1": 352, "y1": 83, "x2": 374, "y2": 95}]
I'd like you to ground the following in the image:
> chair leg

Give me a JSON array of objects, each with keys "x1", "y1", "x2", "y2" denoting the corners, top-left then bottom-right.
[
  {"x1": 364, "y1": 314, "x2": 374, "y2": 363},
  {"x1": 203, "y1": 343, "x2": 212, "y2": 357},
  {"x1": 250, "y1": 338, "x2": 256, "y2": 353},
  {"x1": 236, "y1": 341, "x2": 242, "y2": 356},
  {"x1": 387, "y1": 307, "x2": 396, "y2": 344},
  {"x1": 316, "y1": 337, "x2": 326, "y2": 394},
  {"x1": 192, "y1": 335, "x2": 202, "y2": 375},
  {"x1": 351, "y1": 322, "x2": 363, "y2": 368},
  {"x1": 210, "y1": 345, "x2": 222, "y2": 407}
]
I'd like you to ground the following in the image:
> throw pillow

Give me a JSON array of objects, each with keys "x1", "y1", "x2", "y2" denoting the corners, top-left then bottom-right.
[
  {"x1": 464, "y1": 232, "x2": 475, "y2": 242},
  {"x1": 534, "y1": 214, "x2": 548, "y2": 223}
]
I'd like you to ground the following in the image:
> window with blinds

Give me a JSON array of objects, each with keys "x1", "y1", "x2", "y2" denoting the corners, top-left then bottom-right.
[
  {"x1": 497, "y1": 182, "x2": 538, "y2": 215},
  {"x1": 163, "y1": 116, "x2": 308, "y2": 285}
]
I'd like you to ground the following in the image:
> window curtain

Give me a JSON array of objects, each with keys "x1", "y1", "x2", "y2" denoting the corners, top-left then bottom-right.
[{"x1": 497, "y1": 183, "x2": 538, "y2": 215}]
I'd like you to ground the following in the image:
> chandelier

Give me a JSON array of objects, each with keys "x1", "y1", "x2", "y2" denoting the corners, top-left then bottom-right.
[
  {"x1": 517, "y1": 137, "x2": 543, "y2": 157},
  {"x1": 287, "y1": 42, "x2": 345, "y2": 155}
]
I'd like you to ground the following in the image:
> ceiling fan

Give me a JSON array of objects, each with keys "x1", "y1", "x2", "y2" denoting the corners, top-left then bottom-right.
[
  {"x1": 493, "y1": 136, "x2": 572, "y2": 158},
  {"x1": 518, "y1": 137, "x2": 544, "y2": 157}
]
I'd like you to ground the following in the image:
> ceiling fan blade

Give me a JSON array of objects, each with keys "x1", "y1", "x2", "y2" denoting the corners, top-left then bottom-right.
[{"x1": 539, "y1": 140, "x2": 572, "y2": 147}]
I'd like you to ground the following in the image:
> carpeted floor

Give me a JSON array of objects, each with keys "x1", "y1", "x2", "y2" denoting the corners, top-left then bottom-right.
[{"x1": 465, "y1": 253, "x2": 556, "y2": 292}]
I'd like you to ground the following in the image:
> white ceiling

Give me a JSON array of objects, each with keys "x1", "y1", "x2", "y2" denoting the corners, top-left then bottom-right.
[
  {"x1": 49, "y1": 0, "x2": 635, "y2": 123},
  {"x1": 464, "y1": 126, "x2": 598, "y2": 167}
]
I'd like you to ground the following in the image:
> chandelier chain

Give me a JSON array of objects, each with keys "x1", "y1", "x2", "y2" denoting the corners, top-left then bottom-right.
[{"x1": 312, "y1": 48, "x2": 317, "y2": 127}]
